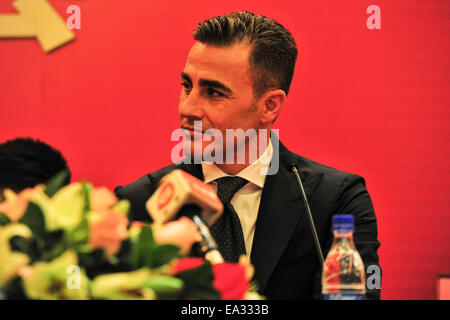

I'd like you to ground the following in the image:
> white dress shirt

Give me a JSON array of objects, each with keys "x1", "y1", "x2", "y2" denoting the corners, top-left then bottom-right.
[{"x1": 201, "y1": 140, "x2": 273, "y2": 255}]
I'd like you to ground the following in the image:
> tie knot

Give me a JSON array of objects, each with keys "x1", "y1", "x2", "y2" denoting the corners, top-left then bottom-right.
[{"x1": 215, "y1": 176, "x2": 248, "y2": 204}]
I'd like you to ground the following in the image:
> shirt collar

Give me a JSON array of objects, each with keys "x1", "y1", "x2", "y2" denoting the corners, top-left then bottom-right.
[{"x1": 201, "y1": 139, "x2": 273, "y2": 189}]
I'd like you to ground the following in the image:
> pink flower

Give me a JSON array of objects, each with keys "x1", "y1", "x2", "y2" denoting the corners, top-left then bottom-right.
[
  {"x1": 90, "y1": 187, "x2": 118, "y2": 211},
  {"x1": 0, "y1": 186, "x2": 44, "y2": 222},
  {"x1": 88, "y1": 210, "x2": 128, "y2": 256}
]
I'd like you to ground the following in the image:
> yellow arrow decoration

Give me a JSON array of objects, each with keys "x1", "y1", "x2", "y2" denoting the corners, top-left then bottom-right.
[{"x1": 0, "y1": 0, "x2": 75, "y2": 53}]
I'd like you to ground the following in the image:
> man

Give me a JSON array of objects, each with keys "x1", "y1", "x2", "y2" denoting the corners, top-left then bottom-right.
[
  {"x1": 115, "y1": 11, "x2": 381, "y2": 300},
  {"x1": 0, "y1": 137, "x2": 71, "y2": 197}
]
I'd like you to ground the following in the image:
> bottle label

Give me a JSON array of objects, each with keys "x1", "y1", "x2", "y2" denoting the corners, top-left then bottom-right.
[{"x1": 323, "y1": 293, "x2": 365, "y2": 300}]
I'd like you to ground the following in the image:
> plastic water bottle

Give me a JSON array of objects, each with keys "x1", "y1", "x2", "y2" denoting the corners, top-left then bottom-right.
[{"x1": 322, "y1": 214, "x2": 366, "y2": 300}]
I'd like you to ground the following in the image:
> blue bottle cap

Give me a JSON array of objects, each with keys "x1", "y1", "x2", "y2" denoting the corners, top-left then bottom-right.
[{"x1": 332, "y1": 214, "x2": 354, "y2": 230}]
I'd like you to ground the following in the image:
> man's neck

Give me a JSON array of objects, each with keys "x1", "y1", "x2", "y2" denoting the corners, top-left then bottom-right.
[
  {"x1": 215, "y1": 134, "x2": 271, "y2": 175},
  {"x1": 215, "y1": 163, "x2": 249, "y2": 176}
]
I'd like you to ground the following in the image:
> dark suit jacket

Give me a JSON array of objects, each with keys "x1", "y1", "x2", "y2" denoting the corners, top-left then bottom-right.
[{"x1": 114, "y1": 136, "x2": 381, "y2": 300}]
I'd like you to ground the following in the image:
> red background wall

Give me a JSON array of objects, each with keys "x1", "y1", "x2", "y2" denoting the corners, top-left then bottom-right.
[{"x1": 0, "y1": 0, "x2": 449, "y2": 299}]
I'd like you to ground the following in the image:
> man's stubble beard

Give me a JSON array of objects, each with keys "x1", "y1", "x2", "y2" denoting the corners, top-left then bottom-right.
[{"x1": 183, "y1": 99, "x2": 261, "y2": 164}]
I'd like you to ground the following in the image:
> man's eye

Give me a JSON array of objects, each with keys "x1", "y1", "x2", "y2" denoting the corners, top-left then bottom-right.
[
  {"x1": 206, "y1": 87, "x2": 224, "y2": 98},
  {"x1": 180, "y1": 82, "x2": 191, "y2": 93}
]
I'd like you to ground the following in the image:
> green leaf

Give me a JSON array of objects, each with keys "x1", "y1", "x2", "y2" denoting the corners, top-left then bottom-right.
[
  {"x1": 81, "y1": 182, "x2": 92, "y2": 214},
  {"x1": 67, "y1": 218, "x2": 89, "y2": 247},
  {"x1": 40, "y1": 230, "x2": 66, "y2": 261},
  {"x1": 77, "y1": 248, "x2": 110, "y2": 278},
  {"x1": 130, "y1": 225, "x2": 156, "y2": 269},
  {"x1": 16, "y1": 202, "x2": 72, "y2": 262},
  {"x1": 10, "y1": 229, "x2": 66, "y2": 262},
  {"x1": 9, "y1": 235, "x2": 35, "y2": 256},
  {"x1": 49, "y1": 183, "x2": 85, "y2": 231},
  {"x1": 78, "y1": 248, "x2": 107, "y2": 269},
  {"x1": 114, "y1": 239, "x2": 132, "y2": 267},
  {"x1": 44, "y1": 169, "x2": 70, "y2": 197},
  {"x1": 0, "y1": 212, "x2": 12, "y2": 226},
  {"x1": 149, "y1": 244, "x2": 181, "y2": 268},
  {"x1": 184, "y1": 286, "x2": 220, "y2": 300},
  {"x1": 143, "y1": 275, "x2": 184, "y2": 297},
  {"x1": 0, "y1": 276, "x2": 28, "y2": 300},
  {"x1": 176, "y1": 261, "x2": 213, "y2": 286},
  {"x1": 19, "y1": 202, "x2": 46, "y2": 238},
  {"x1": 129, "y1": 226, "x2": 183, "y2": 270},
  {"x1": 112, "y1": 200, "x2": 130, "y2": 216},
  {"x1": 175, "y1": 261, "x2": 220, "y2": 300}
]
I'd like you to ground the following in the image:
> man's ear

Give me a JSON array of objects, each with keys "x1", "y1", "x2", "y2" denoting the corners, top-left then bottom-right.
[{"x1": 259, "y1": 89, "x2": 286, "y2": 126}]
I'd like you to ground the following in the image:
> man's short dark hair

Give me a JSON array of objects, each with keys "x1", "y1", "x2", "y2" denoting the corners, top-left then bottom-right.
[
  {"x1": 193, "y1": 10, "x2": 298, "y2": 98},
  {"x1": 0, "y1": 137, "x2": 71, "y2": 194}
]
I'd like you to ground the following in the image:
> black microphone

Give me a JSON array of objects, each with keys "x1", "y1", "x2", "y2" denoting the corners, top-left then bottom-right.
[
  {"x1": 146, "y1": 170, "x2": 225, "y2": 264},
  {"x1": 178, "y1": 204, "x2": 224, "y2": 264},
  {"x1": 291, "y1": 164, "x2": 325, "y2": 267}
]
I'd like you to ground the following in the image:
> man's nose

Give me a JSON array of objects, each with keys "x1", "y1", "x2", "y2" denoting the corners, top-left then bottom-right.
[{"x1": 179, "y1": 91, "x2": 204, "y2": 120}]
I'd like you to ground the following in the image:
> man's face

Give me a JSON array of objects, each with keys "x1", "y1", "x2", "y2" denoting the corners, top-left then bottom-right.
[{"x1": 178, "y1": 42, "x2": 263, "y2": 161}]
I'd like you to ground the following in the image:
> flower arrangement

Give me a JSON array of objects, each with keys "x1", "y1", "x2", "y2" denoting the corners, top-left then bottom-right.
[{"x1": 0, "y1": 171, "x2": 263, "y2": 300}]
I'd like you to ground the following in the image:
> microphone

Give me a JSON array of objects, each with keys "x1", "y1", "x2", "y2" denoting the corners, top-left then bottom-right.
[
  {"x1": 146, "y1": 169, "x2": 224, "y2": 264},
  {"x1": 174, "y1": 203, "x2": 224, "y2": 264},
  {"x1": 146, "y1": 169, "x2": 223, "y2": 227},
  {"x1": 192, "y1": 214, "x2": 224, "y2": 264},
  {"x1": 291, "y1": 164, "x2": 325, "y2": 267}
]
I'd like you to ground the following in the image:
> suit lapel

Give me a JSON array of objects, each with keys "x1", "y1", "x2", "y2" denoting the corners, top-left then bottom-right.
[
  {"x1": 250, "y1": 139, "x2": 323, "y2": 293},
  {"x1": 179, "y1": 162, "x2": 204, "y2": 180}
]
